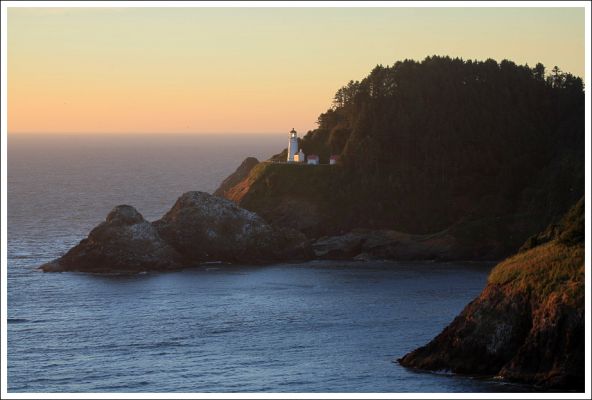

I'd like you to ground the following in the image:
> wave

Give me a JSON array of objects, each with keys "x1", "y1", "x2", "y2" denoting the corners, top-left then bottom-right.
[{"x1": 7, "y1": 318, "x2": 29, "y2": 324}]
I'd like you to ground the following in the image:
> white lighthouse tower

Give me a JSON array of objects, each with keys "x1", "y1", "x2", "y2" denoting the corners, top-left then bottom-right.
[{"x1": 287, "y1": 128, "x2": 299, "y2": 162}]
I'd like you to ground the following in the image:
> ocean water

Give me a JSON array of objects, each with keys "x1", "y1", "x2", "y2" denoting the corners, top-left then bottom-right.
[{"x1": 7, "y1": 134, "x2": 531, "y2": 393}]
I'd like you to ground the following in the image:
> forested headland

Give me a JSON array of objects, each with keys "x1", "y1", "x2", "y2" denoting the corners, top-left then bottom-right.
[{"x1": 220, "y1": 56, "x2": 584, "y2": 261}]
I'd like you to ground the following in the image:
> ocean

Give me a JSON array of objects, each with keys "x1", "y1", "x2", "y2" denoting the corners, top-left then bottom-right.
[{"x1": 7, "y1": 134, "x2": 530, "y2": 393}]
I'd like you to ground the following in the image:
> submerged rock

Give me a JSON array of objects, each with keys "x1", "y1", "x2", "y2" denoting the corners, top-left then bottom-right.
[
  {"x1": 40, "y1": 205, "x2": 183, "y2": 273},
  {"x1": 398, "y1": 198, "x2": 585, "y2": 390},
  {"x1": 154, "y1": 191, "x2": 312, "y2": 264}
]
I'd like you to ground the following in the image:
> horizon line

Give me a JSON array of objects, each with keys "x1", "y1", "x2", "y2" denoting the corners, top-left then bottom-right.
[{"x1": 7, "y1": 131, "x2": 298, "y2": 135}]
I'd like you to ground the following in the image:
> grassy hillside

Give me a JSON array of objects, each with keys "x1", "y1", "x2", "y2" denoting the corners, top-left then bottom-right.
[
  {"x1": 489, "y1": 241, "x2": 583, "y2": 307},
  {"x1": 488, "y1": 197, "x2": 584, "y2": 303}
]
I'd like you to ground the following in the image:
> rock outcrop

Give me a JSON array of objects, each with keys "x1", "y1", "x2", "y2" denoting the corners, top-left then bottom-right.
[
  {"x1": 313, "y1": 229, "x2": 458, "y2": 261},
  {"x1": 40, "y1": 205, "x2": 183, "y2": 273},
  {"x1": 153, "y1": 191, "x2": 312, "y2": 264},
  {"x1": 311, "y1": 216, "x2": 531, "y2": 262},
  {"x1": 41, "y1": 192, "x2": 312, "y2": 273},
  {"x1": 398, "y1": 198, "x2": 585, "y2": 390}
]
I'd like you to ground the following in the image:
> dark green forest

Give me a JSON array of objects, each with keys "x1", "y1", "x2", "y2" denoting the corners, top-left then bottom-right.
[
  {"x1": 299, "y1": 56, "x2": 584, "y2": 231},
  {"x1": 303, "y1": 56, "x2": 582, "y2": 163}
]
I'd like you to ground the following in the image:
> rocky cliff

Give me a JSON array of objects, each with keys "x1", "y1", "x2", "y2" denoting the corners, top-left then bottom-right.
[
  {"x1": 398, "y1": 198, "x2": 585, "y2": 390},
  {"x1": 213, "y1": 156, "x2": 259, "y2": 198}
]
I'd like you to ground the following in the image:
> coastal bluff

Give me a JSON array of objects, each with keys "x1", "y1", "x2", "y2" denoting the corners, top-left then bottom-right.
[
  {"x1": 40, "y1": 191, "x2": 312, "y2": 273},
  {"x1": 398, "y1": 198, "x2": 585, "y2": 390}
]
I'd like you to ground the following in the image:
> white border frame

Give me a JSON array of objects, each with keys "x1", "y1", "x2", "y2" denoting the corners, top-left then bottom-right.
[{"x1": 1, "y1": 1, "x2": 590, "y2": 399}]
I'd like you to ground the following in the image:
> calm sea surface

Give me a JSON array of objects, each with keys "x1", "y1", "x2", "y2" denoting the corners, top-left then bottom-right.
[{"x1": 7, "y1": 134, "x2": 530, "y2": 393}]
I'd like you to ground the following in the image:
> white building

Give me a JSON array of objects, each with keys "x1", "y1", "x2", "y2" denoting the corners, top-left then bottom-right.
[
  {"x1": 287, "y1": 128, "x2": 299, "y2": 162},
  {"x1": 294, "y1": 149, "x2": 305, "y2": 163},
  {"x1": 307, "y1": 154, "x2": 319, "y2": 165},
  {"x1": 330, "y1": 155, "x2": 339, "y2": 165}
]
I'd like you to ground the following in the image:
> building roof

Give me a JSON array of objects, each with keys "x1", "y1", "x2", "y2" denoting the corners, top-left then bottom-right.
[{"x1": 308, "y1": 154, "x2": 319, "y2": 159}]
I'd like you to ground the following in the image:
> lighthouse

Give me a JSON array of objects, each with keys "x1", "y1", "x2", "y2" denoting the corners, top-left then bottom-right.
[{"x1": 287, "y1": 128, "x2": 299, "y2": 162}]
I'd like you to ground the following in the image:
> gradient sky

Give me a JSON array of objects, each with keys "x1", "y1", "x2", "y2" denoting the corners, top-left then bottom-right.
[{"x1": 7, "y1": 7, "x2": 585, "y2": 134}]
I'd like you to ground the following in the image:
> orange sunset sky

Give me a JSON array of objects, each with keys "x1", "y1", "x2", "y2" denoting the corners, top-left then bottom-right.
[{"x1": 7, "y1": 6, "x2": 585, "y2": 134}]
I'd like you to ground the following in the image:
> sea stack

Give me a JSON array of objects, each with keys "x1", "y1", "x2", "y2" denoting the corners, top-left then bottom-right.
[
  {"x1": 40, "y1": 205, "x2": 183, "y2": 273},
  {"x1": 41, "y1": 192, "x2": 313, "y2": 273}
]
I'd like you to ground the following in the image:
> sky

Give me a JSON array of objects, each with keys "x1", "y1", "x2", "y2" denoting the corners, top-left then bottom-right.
[{"x1": 7, "y1": 6, "x2": 586, "y2": 135}]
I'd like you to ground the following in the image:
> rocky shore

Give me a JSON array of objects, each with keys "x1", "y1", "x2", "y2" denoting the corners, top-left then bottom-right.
[
  {"x1": 40, "y1": 190, "x2": 497, "y2": 273},
  {"x1": 397, "y1": 198, "x2": 585, "y2": 390}
]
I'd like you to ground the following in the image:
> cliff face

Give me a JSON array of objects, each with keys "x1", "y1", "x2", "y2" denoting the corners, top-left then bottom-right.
[
  {"x1": 216, "y1": 56, "x2": 584, "y2": 260},
  {"x1": 398, "y1": 198, "x2": 585, "y2": 390},
  {"x1": 213, "y1": 157, "x2": 259, "y2": 198}
]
